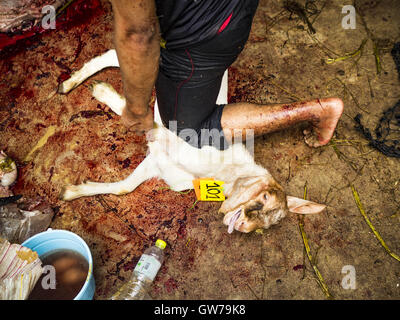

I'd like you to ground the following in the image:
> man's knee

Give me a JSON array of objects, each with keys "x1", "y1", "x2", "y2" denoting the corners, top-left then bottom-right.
[{"x1": 166, "y1": 120, "x2": 228, "y2": 150}]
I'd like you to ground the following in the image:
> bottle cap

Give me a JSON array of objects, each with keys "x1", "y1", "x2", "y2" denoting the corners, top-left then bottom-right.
[{"x1": 155, "y1": 239, "x2": 166, "y2": 250}]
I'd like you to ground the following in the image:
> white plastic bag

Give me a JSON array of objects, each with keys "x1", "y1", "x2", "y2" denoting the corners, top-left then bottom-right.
[{"x1": 0, "y1": 238, "x2": 43, "y2": 300}]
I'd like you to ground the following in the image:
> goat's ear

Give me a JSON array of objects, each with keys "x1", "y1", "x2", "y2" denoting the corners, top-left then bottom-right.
[{"x1": 286, "y1": 196, "x2": 326, "y2": 214}]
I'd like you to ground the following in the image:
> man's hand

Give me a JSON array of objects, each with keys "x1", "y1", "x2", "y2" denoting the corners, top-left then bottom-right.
[{"x1": 121, "y1": 107, "x2": 154, "y2": 133}]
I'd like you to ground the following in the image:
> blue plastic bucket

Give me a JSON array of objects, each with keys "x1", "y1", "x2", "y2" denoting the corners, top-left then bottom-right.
[{"x1": 22, "y1": 229, "x2": 95, "y2": 300}]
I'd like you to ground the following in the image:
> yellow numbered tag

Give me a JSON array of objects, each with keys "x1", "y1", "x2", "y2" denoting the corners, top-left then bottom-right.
[{"x1": 199, "y1": 179, "x2": 225, "y2": 201}]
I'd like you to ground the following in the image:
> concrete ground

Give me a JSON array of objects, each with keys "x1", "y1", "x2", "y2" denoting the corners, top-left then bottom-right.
[{"x1": 0, "y1": 0, "x2": 399, "y2": 299}]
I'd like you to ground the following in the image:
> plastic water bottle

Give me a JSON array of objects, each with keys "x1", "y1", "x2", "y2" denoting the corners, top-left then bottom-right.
[{"x1": 111, "y1": 239, "x2": 166, "y2": 300}]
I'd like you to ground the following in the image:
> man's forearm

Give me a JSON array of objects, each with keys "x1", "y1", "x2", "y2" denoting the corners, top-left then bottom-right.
[{"x1": 111, "y1": 0, "x2": 160, "y2": 116}]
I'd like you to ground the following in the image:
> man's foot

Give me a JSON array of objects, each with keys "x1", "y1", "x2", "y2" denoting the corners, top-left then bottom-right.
[{"x1": 303, "y1": 98, "x2": 344, "y2": 147}]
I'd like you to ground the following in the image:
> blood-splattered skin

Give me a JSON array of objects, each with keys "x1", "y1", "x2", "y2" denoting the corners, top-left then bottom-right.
[{"x1": 221, "y1": 98, "x2": 344, "y2": 148}]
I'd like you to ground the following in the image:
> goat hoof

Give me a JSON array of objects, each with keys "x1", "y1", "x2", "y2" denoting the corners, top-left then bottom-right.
[{"x1": 59, "y1": 185, "x2": 80, "y2": 201}]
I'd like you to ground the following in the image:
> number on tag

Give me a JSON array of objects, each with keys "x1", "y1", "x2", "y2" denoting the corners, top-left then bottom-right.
[{"x1": 199, "y1": 180, "x2": 225, "y2": 201}]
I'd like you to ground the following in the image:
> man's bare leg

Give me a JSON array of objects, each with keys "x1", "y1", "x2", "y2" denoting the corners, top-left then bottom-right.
[
  {"x1": 221, "y1": 97, "x2": 344, "y2": 147},
  {"x1": 110, "y1": 0, "x2": 159, "y2": 131}
]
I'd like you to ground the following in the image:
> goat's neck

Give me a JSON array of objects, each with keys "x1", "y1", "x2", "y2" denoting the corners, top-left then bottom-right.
[
  {"x1": 218, "y1": 161, "x2": 270, "y2": 197},
  {"x1": 221, "y1": 162, "x2": 270, "y2": 183}
]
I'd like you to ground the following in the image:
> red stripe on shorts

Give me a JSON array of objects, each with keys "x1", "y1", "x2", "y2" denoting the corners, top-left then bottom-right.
[{"x1": 217, "y1": 12, "x2": 233, "y2": 34}]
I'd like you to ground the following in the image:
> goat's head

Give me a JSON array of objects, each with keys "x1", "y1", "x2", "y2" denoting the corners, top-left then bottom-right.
[{"x1": 219, "y1": 175, "x2": 326, "y2": 233}]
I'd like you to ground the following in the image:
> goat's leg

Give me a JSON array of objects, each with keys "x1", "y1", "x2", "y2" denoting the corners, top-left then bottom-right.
[
  {"x1": 90, "y1": 81, "x2": 126, "y2": 116},
  {"x1": 89, "y1": 74, "x2": 163, "y2": 124},
  {"x1": 60, "y1": 155, "x2": 158, "y2": 201},
  {"x1": 58, "y1": 49, "x2": 119, "y2": 94}
]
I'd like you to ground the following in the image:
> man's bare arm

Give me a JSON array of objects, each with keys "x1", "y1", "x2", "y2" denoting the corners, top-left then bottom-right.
[{"x1": 110, "y1": 0, "x2": 160, "y2": 129}]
